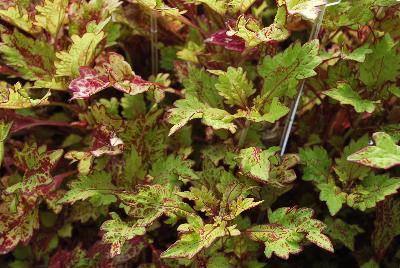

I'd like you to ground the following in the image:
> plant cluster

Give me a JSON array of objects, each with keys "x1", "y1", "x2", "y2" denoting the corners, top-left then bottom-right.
[{"x1": 0, "y1": 0, "x2": 399, "y2": 267}]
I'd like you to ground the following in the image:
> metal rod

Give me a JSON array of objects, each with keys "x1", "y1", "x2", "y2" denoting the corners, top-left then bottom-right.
[
  {"x1": 279, "y1": 4, "x2": 327, "y2": 156},
  {"x1": 150, "y1": 11, "x2": 158, "y2": 76}
]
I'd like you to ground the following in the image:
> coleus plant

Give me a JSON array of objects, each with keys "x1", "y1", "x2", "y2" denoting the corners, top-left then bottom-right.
[{"x1": 0, "y1": 0, "x2": 399, "y2": 267}]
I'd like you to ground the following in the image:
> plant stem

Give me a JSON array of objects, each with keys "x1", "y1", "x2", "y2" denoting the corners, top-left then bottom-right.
[{"x1": 238, "y1": 120, "x2": 250, "y2": 149}]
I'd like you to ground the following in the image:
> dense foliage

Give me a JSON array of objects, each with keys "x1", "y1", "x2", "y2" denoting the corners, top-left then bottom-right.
[{"x1": 0, "y1": 0, "x2": 399, "y2": 267}]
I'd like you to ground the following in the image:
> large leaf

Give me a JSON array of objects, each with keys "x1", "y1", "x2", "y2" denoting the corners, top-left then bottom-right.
[
  {"x1": 237, "y1": 147, "x2": 279, "y2": 183},
  {"x1": 258, "y1": 40, "x2": 322, "y2": 98},
  {"x1": 0, "y1": 30, "x2": 56, "y2": 80},
  {"x1": 168, "y1": 96, "x2": 236, "y2": 136},
  {"x1": 246, "y1": 207, "x2": 333, "y2": 259},
  {"x1": 55, "y1": 32, "x2": 105, "y2": 77},
  {"x1": 324, "y1": 83, "x2": 379, "y2": 113},
  {"x1": 58, "y1": 171, "x2": 117, "y2": 206},
  {"x1": 347, "y1": 132, "x2": 400, "y2": 169},
  {"x1": 161, "y1": 216, "x2": 240, "y2": 259},
  {"x1": 35, "y1": 0, "x2": 68, "y2": 38},
  {"x1": 215, "y1": 67, "x2": 255, "y2": 108},
  {"x1": 346, "y1": 174, "x2": 400, "y2": 211},
  {"x1": 299, "y1": 146, "x2": 331, "y2": 183},
  {"x1": 360, "y1": 34, "x2": 400, "y2": 88}
]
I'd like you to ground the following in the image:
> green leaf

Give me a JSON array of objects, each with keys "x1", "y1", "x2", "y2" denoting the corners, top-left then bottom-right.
[
  {"x1": 237, "y1": 147, "x2": 279, "y2": 182},
  {"x1": 0, "y1": 121, "x2": 12, "y2": 167},
  {"x1": 183, "y1": 66, "x2": 223, "y2": 108},
  {"x1": 0, "y1": 30, "x2": 56, "y2": 80},
  {"x1": 161, "y1": 216, "x2": 240, "y2": 259},
  {"x1": 372, "y1": 198, "x2": 400, "y2": 257},
  {"x1": 58, "y1": 171, "x2": 117, "y2": 206},
  {"x1": 299, "y1": 146, "x2": 331, "y2": 183},
  {"x1": 360, "y1": 34, "x2": 400, "y2": 88},
  {"x1": 346, "y1": 174, "x2": 400, "y2": 211},
  {"x1": 197, "y1": 0, "x2": 227, "y2": 15},
  {"x1": 178, "y1": 186, "x2": 219, "y2": 216},
  {"x1": 101, "y1": 212, "x2": 146, "y2": 257},
  {"x1": 121, "y1": 94, "x2": 146, "y2": 119},
  {"x1": 34, "y1": 0, "x2": 68, "y2": 38},
  {"x1": 342, "y1": 44, "x2": 373, "y2": 62},
  {"x1": 278, "y1": 0, "x2": 326, "y2": 21},
  {"x1": 168, "y1": 96, "x2": 236, "y2": 136},
  {"x1": 324, "y1": 83, "x2": 379, "y2": 113},
  {"x1": 318, "y1": 182, "x2": 347, "y2": 216},
  {"x1": 150, "y1": 155, "x2": 199, "y2": 185},
  {"x1": 0, "y1": 83, "x2": 51, "y2": 109},
  {"x1": 334, "y1": 135, "x2": 371, "y2": 182},
  {"x1": 0, "y1": 197, "x2": 39, "y2": 254},
  {"x1": 324, "y1": 217, "x2": 363, "y2": 251},
  {"x1": 55, "y1": 32, "x2": 105, "y2": 77},
  {"x1": 6, "y1": 143, "x2": 63, "y2": 195},
  {"x1": 215, "y1": 67, "x2": 255, "y2": 108},
  {"x1": 347, "y1": 132, "x2": 400, "y2": 169},
  {"x1": 246, "y1": 207, "x2": 333, "y2": 259},
  {"x1": 258, "y1": 40, "x2": 322, "y2": 98},
  {"x1": 237, "y1": 97, "x2": 290, "y2": 123},
  {"x1": 0, "y1": 5, "x2": 36, "y2": 34}
]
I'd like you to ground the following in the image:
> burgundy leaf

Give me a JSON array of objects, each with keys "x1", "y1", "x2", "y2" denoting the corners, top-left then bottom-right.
[
  {"x1": 205, "y1": 30, "x2": 246, "y2": 52},
  {"x1": 69, "y1": 67, "x2": 110, "y2": 100}
]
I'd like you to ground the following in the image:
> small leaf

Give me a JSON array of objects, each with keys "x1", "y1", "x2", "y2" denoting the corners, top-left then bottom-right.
[
  {"x1": 347, "y1": 132, "x2": 400, "y2": 169},
  {"x1": 0, "y1": 121, "x2": 12, "y2": 167},
  {"x1": 342, "y1": 44, "x2": 373, "y2": 62}
]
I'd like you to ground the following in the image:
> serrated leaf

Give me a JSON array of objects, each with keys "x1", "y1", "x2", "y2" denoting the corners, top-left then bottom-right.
[
  {"x1": 360, "y1": 34, "x2": 400, "y2": 88},
  {"x1": 0, "y1": 30, "x2": 56, "y2": 80},
  {"x1": 178, "y1": 186, "x2": 219, "y2": 216},
  {"x1": 0, "y1": 121, "x2": 12, "y2": 167},
  {"x1": 168, "y1": 96, "x2": 236, "y2": 136},
  {"x1": 161, "y1": 216, "x2": 240, "y2": 259},
  {"x1": 58, "y1": 171, "x2": 117, "y2": 206},
  {"x1": 238, "y1": 147, "x2": 279, "y2": 182},
  {"x1": 324, "y1": 217, "x2": 363, "y2": 251},
  {"x1": 0, "y1": 6, "x2": 36, "y2": 34},
  {"x1": 55, "y1": 32, "x2": 105, "y2": 77},
  {"x1": 150, "y1": 155, "x2": 199, "y2": 185},
  {"x1": 101, "y1": 212, "x2": 146, "y2": 257},
  {"x1": 347, "y1": 132, "x2": 400, "y2": 169},
  {"x1": 0, "y1": 197, "x2": 39, "y2": 254},
  {"x1": 372, "y1": 198, "x2": 400, "y2": 258},
  {"x1": 215, "y1": 67, "x2": 255, "y2": 108},
  {"x1": 346, "y1": 174, "x2": 400, "y2": 211},
  {"x1": 236, "y1": 97, "x2": 289, "y2": 123},
  {"x1": 121, "y1": 94, "x2": 146, "y2": 119},
  {"x1": 318, "y1": 182, "x2": 347, "y2": 216},
  {"x1": 334, "y1": 135, "x2": 371, "y2": 182},
  {"x1": 0, "y1": 83, "x2": 51, "y2": 109},
  {"x1": 299, "y1": 146, "x2": 331, "y2": 183},
  {"x1": 324, "y1": 83, "x2": 379, "y2": 113},
  {"x1": 35, "y1": 0, "x2": 68, "y2": 38},
  {"x1": 6, "y1": 143, "x2": 63, "y2": 195},
  {"x1": 246, "y1": 207, "x2": 333, "y2": 259},
  {"x1": 258, "y1": 40, "x2": 322, "y2": 98}
]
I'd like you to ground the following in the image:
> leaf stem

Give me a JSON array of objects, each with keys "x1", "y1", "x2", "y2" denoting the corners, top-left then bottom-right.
[{"x1": 238, "y1": 119, "x2": 250, "y2": 149}]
